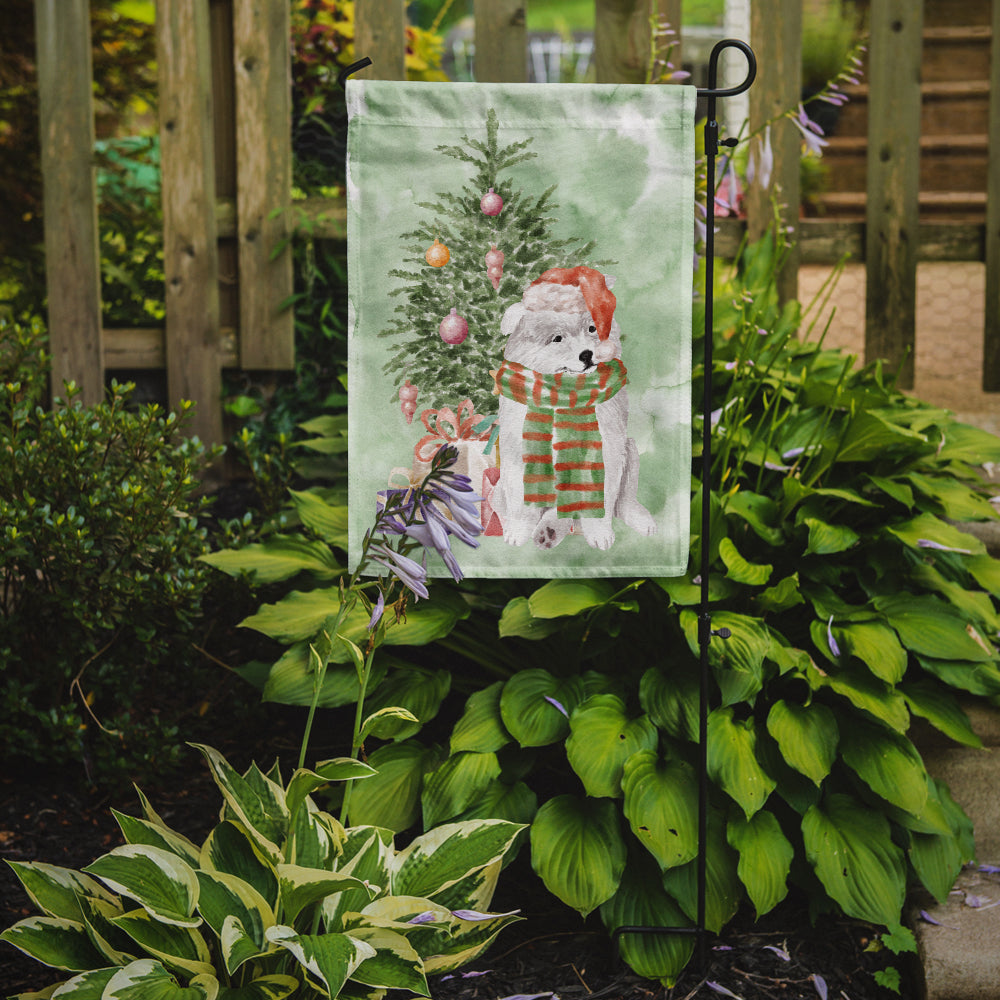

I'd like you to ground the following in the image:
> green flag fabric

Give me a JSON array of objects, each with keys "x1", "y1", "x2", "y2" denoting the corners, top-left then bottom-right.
[{"x1": 347, "y1": 80, "x2": 695, "y2": 578}]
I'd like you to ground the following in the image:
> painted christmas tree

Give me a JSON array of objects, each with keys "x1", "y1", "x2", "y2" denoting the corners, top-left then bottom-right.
[{"x1": 381, "y1": 108, "x2": 605, "y2": 417}]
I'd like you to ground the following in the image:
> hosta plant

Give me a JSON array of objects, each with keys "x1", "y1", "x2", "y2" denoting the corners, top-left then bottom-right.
[{"x1": 1, "y1": 743, "x2": 523, "y2": 999}]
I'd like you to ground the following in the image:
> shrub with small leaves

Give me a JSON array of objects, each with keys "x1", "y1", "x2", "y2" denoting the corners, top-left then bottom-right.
[{"x1": 0, "y1": 317, "x2": 220, "y2": 782}]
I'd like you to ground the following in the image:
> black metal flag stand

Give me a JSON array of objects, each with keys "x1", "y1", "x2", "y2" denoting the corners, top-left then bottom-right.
[{"x1": 340, "y1": 38, "x2": 758, "y2": 974}]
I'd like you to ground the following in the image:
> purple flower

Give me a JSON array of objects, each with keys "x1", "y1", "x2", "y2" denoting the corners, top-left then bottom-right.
[
  {"x1": 407, "y1": 911, "x2": 438, "y2": 925},
  {"x1": 544, "y1": 695, "x2": 569, "y2": 718},
  {"x1": 369, "y1": 542, "x2": 429, "y2": 600},
  {"x1": 367, "y1": 590, "x2": 385, "y2": 631},
  {"x1": 747, "y1": 125, "x2": 773, "y2": 190},
  {"x1": 791, "y1": 104, "x2": 829, "y2": 157},
  {"x1": 706, "y1": 983, "x2": 742, "y2": 999},
  {"x1": 763, "y1": 944, "x2": 790, "y2": 961},
  {"x1": 812, "y1": 974, "x2": 828, "y2": 1000},
  {"x1": 917, "y1": 538, "x2": 973, "y2": 554},
  {"x1": 451, "y1": 908, "x2": 520, "y2": 921},
  {"x1": 827, "y1": 616, "x2": 841, "y2": 658}
]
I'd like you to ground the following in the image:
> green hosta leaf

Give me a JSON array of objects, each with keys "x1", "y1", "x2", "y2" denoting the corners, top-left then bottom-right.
[
  {"x1": 345, "y1": 926, "x2": 428, "y2": 994},
  {"x1": 103, "y1": 959, "x2": 218, "y2": 1000},
  {"x1": 499, "y1": 670, "x2": 584, "y2": 747},
  {"x1": 835, "y1": 410, "x2": 927, "y2": 463},
  {"x1": 83, "y1": 846, "x2": 200, "y2": 928},
  {"x1": 111, "y1": 908, "x2": 214, "y2": 978},
  {"x1": 200, "y1": 535, "x2": 341, "y2": 584},
  {"x1": 450, "y1": 682, "x2": 511, "y2": 754},
  {"x1": 803, "y1": 794, "x2": 906, "y2": 926},
  {"x1": 765, "y1": 701, "x2": 838, "y2": 786},
  {"x1": 910, "y1": 562, "x2": 1000, "y2": 633},
  {"x1": 288, "y1": 489, "x2": 349, "y2": 546},
  {"x1": 909, "y1": 825, "x2": 965, "y2": 905},
  {"x1": 802, "y1": 517, "x2": 859, "y2": 556},
  {"x1": 190, "y1": 746, "x2": 287, "y2": 862},
  {"x1": 755, "y1": 573, "x2": 804, "y2": 614},
  {"x1": 260, "y1": 643, "x2": 387, "y2": 708},
  {"x1": 497, "y1": 596, "x2": 564, "y2": 639},
  {"x1": 277, "y1": 865, "x2": 374, "y2": 925},
  {"x1": 901, "y1": 680, "x2": 982, "y2": 748},
  {"x1": 0, "y1": 916, "x2": 107, "y2": 971},
  {"x1": 216, "y1": 976, "x2": 299, "y2": 1000},
  {"x1": 661, "y1": 810, "x2": 741, "y2": 933},
  {"x1": 727, "y1": 811, "x2": 793, "y2": 918},
  {"x1": 810, "y1": 661, "x2": 910, "y2": 732},
  {"x1": 530, "y1": 795, "x2": 626, "y2": 917},
  {"x1": 392, "y1": 820, "x2": 524, "y2": 901},
  {"x1": 839, "y1": 718, "x2": 929, "y2": 816},
  {"x1": 621, "y1": 751, "x2": 698, "y2": 871},
  {"x1": 835, "y1": 621, "x2": 907, "y2": 684},
  {"x1": 916, "y1": 655, "x2": 1000, "y2": 697},
  {"x1": 874, "y1": 594, "x2": 995, "y2": 662},
  {"x1": 655, "y1": 573, "x2": 737, "y2": 606},
  {"x1": 527, "y1": 579, "x2": 615, "y2": 618},
  {"x1": 906, "y1": 473, "x2": 998, "y2": 522},
  {"x1": 362, "y1": 667, "x2": 451, "y2": 740},
  {"x1": 453, "y1": 779, "x2": 538, "y2": 827},
  {"x1": 886, "y1": 512, "x2": 985, "y2": 556},
  {"x1": 566, "y1": 695, "x2": 658, "y2": 798},
  {"x1": 421, "y1": 751, "x2": 502, "y2": 828},
  {"x1": 5, "y1": 862, "x2": 118, "y2": 923},
  {"x1": 724, "y1": 490, "x2": 784, "y2": 545},
  {"x1": 866, "y1": 474, "x2": 914, "y2": 509},
  {"x1": 265, "y1": 926, "x2": 375, "y2": 998},
  {"x1": 935, "y1": 421, "x2": 1000, "y2": 464},
  {"x1": 195, "y1": 871, "x2": 273, "y2": 974},
  {"x1": 599, "y1": 853, "x2": 694, "y2": 987},
  {"x1": 718, "y1": 537, "x2": 772, "y2": 586},
  {"x1": 639, "y1": 663, "x2": 699, "y2": 742},
  {"x1": 347, "y1": 740, "x2": 442, "y2": 832},
  {"x1": 707, "y1": 708, "x2": 776, "y2": 818},
  {"x1": 966, "y1": 553, "x2": 1000, "y2": 597},
  {"x1": 200, "y1": 822, "x2": 278, "y2": 910},
  {"x1": 680, "y1": 610, "x2": 770, "y2": 706},
  {"x1": 112, "y1": 812, "x2": 201, "y2": 868}
]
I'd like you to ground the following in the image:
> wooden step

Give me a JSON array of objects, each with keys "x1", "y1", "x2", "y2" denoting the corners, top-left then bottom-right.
[
  {"x1": 822, "y1": 134, "x2": 989, "y2": 193},
  {"x1": 922, "y1": 0, "x2": 992, "y2": 28},
  {"x1": 813, "y1": 190, "x2": 987, "y2": 222},
  {"x1": 922, "y1": 25, "x2": 993, "y2": 82}
]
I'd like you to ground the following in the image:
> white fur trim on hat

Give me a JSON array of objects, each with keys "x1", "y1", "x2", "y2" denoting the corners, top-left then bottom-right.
[{"x1": 521, "y1": 282, "x2": 588, "y2": 314}]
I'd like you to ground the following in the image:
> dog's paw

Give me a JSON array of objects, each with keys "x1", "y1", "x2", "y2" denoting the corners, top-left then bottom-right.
[
  {"x1": 581, "y1": 518, "x2": 615, "y2": 551},
  {"x1": 533, "y1": 513, "x2": 569, "y2": 549},
  {"x1": 621, "y1": 501, "x2": 657, "y2": 537}
]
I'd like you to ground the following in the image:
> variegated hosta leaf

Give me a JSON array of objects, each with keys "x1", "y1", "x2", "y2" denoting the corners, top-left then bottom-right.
[
  {"x1": 344, "y1": 926, "x2": 429, "y2": 995},
  {"x1": 45, "y1": 966, "x2": 118, "y2": 997},
  {"x1": 83, "y1": 846, "x2": 200, "y2": 928},
  {"x1": 200, "y1": 822, "x2": 278, "y2": 910},
  {"x1": 802, "y1": 793, "x2": 906, "y2": 926},
  {"x1": 599, "y1": 853, "x2": 694, "y2": 987},
  {"x1": 421, "y1": 751, "x2": 502, "y2": 829},
  {"x1": 277, "y1": 865, "x2": 376, "y2": 925},
  {"x1": 499, "y1": 670, "x2": 585, "y2": 747},
  {"x1": 77, "y1": 894, "x2": 136, "y2": 966},
  {"x1": 265, "y1": 926, "x2": 376, "y2": 998},
  {"x1": 661, "y1": 811, "x2": 742, "y2": 934},
  {"x1": 288, "y1": 802, "x2": 344, "y2": 870},
  {"x1": 391, "y1": 820, "x2": 524, "y2": 901},
  {"x1": 285, "y1": 760, "x2": 376, "y2": 823},
  {"x1": 112, "y1": 810, "x2": 202, "y2": 868},
  {"x1": 421, "y1": 906, "x2": 523, "y2": 975},
  {"x1": 322, "y1": 829, "x2": 393, "y2": 931},
  {"x1": 621, "y1": 751, "x2": 699, "y2": 871},
  {"x1": 765, "y1": 700, "x2": 838, "y2": 786},
  {"x1": 706, "y1": 707, "x2": 776, "y2": 818},
  {"x1": 727, "y1": 810, "x2": 793, "y2": 918},
  {"x1": 565, "y1": 695, "x2": 658, "y2": 799},
  {"x1": 838, "y1": 718, "x2": 929, "y2": 817},
  {"x1": 450, "y1": 682, "x2": 511, "y2": 754},
  {"x1": 190, "y1": 745, "x2": 287, "y2": 863},
  {"x1": 4, "y1": 862, "x2": 118, "y2": 922},
  {"x1": 0, "y1": 916, "x2": 107, "y2": 972},
  {"x1": 529, "y1": 795, "x2": 626, "y2": 917},
  {"x1": 214, "y1": 974, "x2": 299, "y2": 1000},
  {"x1": 347, "y1": 740, "x2": 443, "y2": 832},
  {"x1": 195, "y1": 871, "x2": 274, "y2": 973},
  {"x1": 110, "y1": 908, "x2": 214, "y2": 979},
  {"x1": 102, "y1": 958, "x2": 218, "y2": 999}
]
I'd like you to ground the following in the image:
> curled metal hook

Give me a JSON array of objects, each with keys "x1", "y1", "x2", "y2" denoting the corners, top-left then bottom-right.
[{"x1": 337, "y1": 56, "x2": 373, "y2": 90}]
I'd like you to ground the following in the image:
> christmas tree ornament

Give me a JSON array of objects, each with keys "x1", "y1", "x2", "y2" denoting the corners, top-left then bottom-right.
[
  {"x1": 424, "y1": 238, "x2": 450, "y2": 267},
  {"x1": 485, "y1": 244, "x2": 505, "y2": 291},
  {"x1": 438, "y1": 307, "x2": 468, "y2": 345},
  {"x1": 398, "y1": 379, "x2": 419, "y2": 423},
  {"x1": 480, "y1": 187, "x2": 503, "y2": 216}
]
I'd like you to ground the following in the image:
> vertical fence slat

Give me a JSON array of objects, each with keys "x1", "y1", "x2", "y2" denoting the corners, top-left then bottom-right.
[
  {"x1": 864, "y1": 0, "x2": 923, "y2": 389},
  {"x1": 746, "y1": 0, "x2": 801, "y2": 304},
  {"x1": 983, "y1": 0, "x2": 1000, "y2": 390},
  {"x1": 594, "y1": 0, "x2": 651, "y2": 84},
  {"x1": 34, "y1": 0, "x2": 103, "y2": 405},
  {"x1": 354, "y1": 0, "x2": 406, "y2": 80},
  {"x1": 157, "y1": 0, "x2": 223, "y2": 445},
  {"x1": 474, "y1": 0, "x2": 526, "y2": 83},
  {"x1": 233, "y1": 0, "x2": 294, "y2": 369}
]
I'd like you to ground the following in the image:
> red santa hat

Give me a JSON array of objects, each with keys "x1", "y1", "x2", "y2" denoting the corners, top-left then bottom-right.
[{"x1": 521, "y1": 266, "x2": 617, "y2": 341}]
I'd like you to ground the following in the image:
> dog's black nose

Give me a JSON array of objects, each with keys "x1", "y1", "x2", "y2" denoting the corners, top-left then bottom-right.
[{"x1": 579, "y1": 349, "x2": 594, "y2": 368}]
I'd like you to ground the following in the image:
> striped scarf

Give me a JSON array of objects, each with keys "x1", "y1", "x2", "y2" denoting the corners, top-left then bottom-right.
[{"x1": 495, "y1": 359, "x2": 627, "y2": 517}]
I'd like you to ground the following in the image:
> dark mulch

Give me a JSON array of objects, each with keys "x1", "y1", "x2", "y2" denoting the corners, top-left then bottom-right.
[{"x1": 1, "y1": 746, "x2": 915, "y2": 1000}]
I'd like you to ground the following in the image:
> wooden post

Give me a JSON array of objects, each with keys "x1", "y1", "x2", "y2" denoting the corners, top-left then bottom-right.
[
  {"x1": 983, "y1": 0, "x2": 1000, "y2": 390},
  {"x1": 233, "y1": 0, "x2": 294, "y2": 369},
  {"x1": 157, "y1": 0, "x2": 223, "y2": 444},
  {"x1": 34, "y1": 0, "x2": 104, "y2": 405},
  {"x1": 474, "y1": 0, "x2": 526, "y2": 83},
  {"x1": 864, "y1": 0, "x2": 923, "y2": 389},
  {"x1": 594, "y1": 0, "x2": 648, "y2": 84},
  {"x1": 354, "y1": 0, "x2": 406, "y2": 80},
  {"x1": 746, "y1": 0, "x2": 801, "y2": 305}
]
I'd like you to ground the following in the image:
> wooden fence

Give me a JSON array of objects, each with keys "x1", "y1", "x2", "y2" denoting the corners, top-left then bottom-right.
[{"x1": 33, "y1": 0, "x2": 1000, "y2": 445}]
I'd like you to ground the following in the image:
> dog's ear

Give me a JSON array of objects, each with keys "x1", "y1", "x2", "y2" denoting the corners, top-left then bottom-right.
[{"x1": 500, "y1": 302, "x2": 526, "y2": 339}]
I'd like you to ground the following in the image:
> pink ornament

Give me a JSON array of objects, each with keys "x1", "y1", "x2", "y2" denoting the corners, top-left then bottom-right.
[
  {"x1": 401, "y1": 400, "x2": 416, "y2": 423},
  {"x1": 484, "y1": 244, "x2": 505, "y2": 292},
  {"x1": 480, "y1": 187, "x2": 503, "y2": 216},
  {"x1": 439, "y1": 307, "x2": 468, "y2": 345},
  {"x1": 399, "y1": 379, "x2": 419, "y2": 422}
]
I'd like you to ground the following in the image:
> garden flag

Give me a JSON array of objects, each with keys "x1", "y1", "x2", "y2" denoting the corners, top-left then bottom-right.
[{"x1": 347, "y1": 81, "x2": 695, "y2": 578}]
